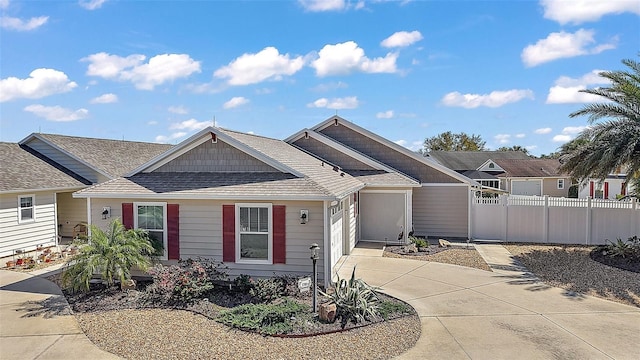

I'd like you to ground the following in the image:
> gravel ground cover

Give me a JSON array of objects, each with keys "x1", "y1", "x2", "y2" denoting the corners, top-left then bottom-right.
[
  {"x1": 505, "y1": 244, "x2": 640, "y2": 308},
  {"x1": 384, "y1": 245, "x2": 492, "y2": 272}
]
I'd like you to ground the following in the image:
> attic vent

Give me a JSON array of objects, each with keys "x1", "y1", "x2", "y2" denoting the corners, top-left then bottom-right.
[
  {"x1": 489, "y1": 163, "x2": 495, "y2": 168},
  {"x1": 211, "y1": 132, "x2": 217, "y2": 143},
  {"x1": 304, "y1": 131, "x2": 309, "y2": 139},
  {"x1": 334, "y1": 118, "x2": 339, "y2": 126}
]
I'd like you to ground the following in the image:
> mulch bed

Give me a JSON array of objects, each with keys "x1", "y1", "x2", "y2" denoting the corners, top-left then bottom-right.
[{"x1": 589, "y1": 248, "x2": 640, "y2": 273}]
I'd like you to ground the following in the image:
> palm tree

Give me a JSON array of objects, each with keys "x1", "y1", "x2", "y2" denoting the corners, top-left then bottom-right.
[
  {"x1": 62, "y1": 218, "x2": 155, "y2": 292},
  {"x1": 559, "y1": 57, "x2": 640, "y2": 193}
]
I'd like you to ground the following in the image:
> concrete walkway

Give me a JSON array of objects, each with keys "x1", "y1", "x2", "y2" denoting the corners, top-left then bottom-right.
[
  {"x1": 335, "y1": 244, "x2": 640, "y2": 360},
  {"x1": 0, "y1": 270, "x2": 121, "y2": 360}
]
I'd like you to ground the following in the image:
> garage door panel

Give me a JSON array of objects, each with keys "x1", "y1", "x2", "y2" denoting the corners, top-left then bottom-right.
[
  {"x1": 360, "y1": 193, "x2": 405, "y2": 242},
  {"x1": 512, "y1": 180, "x2": 541, "y2": 196}
]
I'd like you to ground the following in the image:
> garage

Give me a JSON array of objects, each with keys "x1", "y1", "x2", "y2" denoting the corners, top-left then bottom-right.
[
  {"x1": 329, "y1": 202, "x2": 343, "y2": 269},
  {"x1": 359, "y1": 191, "x2": 407, "y2": 243},
  {"x1": 511, "y1": 179, "x2": 542, "y2": 196}
]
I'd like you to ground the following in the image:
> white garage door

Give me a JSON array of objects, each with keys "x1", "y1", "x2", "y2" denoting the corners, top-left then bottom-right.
[
  {"x1": 330, "y1": 205, "x2": 343, "y2": 269},
  {"x1": 511, "y1": 180, "x2": 542, "y2": 196},
  {"x1": 360, "y1": 192, "x2": 405, "y2": 242}
]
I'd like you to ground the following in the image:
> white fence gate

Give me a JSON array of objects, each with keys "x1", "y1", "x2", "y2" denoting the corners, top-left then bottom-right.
[{"x1": 471, "y1": 195, "x2": 640, "y2": 245}]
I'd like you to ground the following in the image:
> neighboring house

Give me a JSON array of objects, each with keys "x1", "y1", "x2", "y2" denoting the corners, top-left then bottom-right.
[
  {"x1": 0, "y1": 134, "x2": 171, "y2": 257},
  {"x1": 578, "y1": 174, "x2": 634, "y2": 200},
  {"x1": 73, "y1": 117, "x2": 479, "y2": 285}
]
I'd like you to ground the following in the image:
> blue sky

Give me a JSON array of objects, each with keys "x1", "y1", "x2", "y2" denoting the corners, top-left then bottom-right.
[{"x1": 1, "y1": 0, "x2": 638, "y2": 156}]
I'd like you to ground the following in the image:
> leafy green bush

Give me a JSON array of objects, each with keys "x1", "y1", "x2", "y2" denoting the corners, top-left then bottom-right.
[
  {"x1": 320, "y1": 267, "x2": 380, "y2": 328},
  {"x1": 377, "y1": 300, "x2": 412, "y2": 320},
  {"x1": 144, "y1": 258, "x2": 228, "y2": 304},
  {"x1": 409, "y1": 236, "x2": 428, "y2": 248},
  {"x1": 601, "y1": 236, "x2": 640, "y2": 259},
  {"x1": 233, "y1": 274, "x2": 254, "y2": 293},
  {"x1": 568, "y1": 184, "x2": 579, "y2": 198},
  {"x1": 250, "y1": 277, "x2": 286, "y2": 303},
  {"x1": 216, "y1": 299, "x2": 311, "y2": 335},
  {"x1": 62, "y1": 219, "x2": 155, "y2": 293}
]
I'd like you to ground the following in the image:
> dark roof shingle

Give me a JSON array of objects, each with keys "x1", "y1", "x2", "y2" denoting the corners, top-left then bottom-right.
[{"x1": 429, "y1": 151, "x2": 531, "y2": 170}]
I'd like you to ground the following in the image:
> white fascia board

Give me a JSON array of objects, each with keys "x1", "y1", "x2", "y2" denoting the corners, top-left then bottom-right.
[
  {"x1": 0, "y1": 186, "x2": 87, "y2": 195},
  {"x1": 288, "y1": 129, "x2": 420, "y2": 185},
  {"x1": 19, "y1": 133, "x2": 114, "y2": 179},
  {"x1": 71, "y1": 192, "x2": 338, "y2": 201},
  {"x1": 309, "y1": 116, "x2": 478, "y2": 186},
  {"x1": 125, "y1": 127, "x2": 304, "y2": 178},
  {"x1": 361, "y1": 183, "x2": 422, "y2": 188}
]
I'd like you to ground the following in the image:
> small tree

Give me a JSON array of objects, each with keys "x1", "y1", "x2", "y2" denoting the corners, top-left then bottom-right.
[
  {"x1": 422, "y1": 131, "x2": 486, "y2": 153},
  {"x1": 62, "y1": 218, "x2": 155, "y2": 292}
]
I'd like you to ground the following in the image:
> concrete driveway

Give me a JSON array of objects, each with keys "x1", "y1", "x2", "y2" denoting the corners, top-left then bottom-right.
[{"x1": 334, "y1": 245, "x2": 640, "y2": 360}]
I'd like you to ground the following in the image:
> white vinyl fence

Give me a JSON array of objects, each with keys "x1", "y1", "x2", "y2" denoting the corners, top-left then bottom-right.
[{"x1": 471, "y1": 195, "x2": 640, "y2": 245}]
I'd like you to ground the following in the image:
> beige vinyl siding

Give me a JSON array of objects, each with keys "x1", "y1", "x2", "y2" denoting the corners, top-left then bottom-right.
[
  {"x1": 154, "y1": 140, "x2": 279, "y2": 173},
  {"x1": 319, "y1": 124, "x2": 461, "y2": 183},
  {"x1": 89, "y1": 198, "x2": 326, "y2": 282},
  {"x1": 56, "y1": 191, "x2": 87, "y2": 238},
  {"x1": 543, "y1": 178, "x2": 571, "y2": 197},
  {"x1": 0, "y1": 192, "x2": 57, "y2": 257},
  {"x1": 292, "y1": 137, "x2": 375, "y2": 171},
  {"x1": 412, "y1": 186, "x2": 469, "y2": 239},
  {"x1": 23, "y1": 138, "x2": 106, "y2": 183}
]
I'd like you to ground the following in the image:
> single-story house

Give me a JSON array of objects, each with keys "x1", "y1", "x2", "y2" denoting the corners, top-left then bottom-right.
[
  {"x1": 428, "y1": 151, "x2": 571, "y2": 197},
  {"x1": 0, "y1": 134, "x2": 171, "y2": 257},
  {"x1": 578, "y1": 174, "x2": 634, "y2": 200},
  {"x1": 73, "y1": 116, "x2": 480, "y2": 285}
]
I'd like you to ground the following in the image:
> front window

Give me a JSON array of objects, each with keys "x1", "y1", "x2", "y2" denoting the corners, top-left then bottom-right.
[
  {"x1": 134, "y1": 202, "x2": 167, "y2": 259},
  {"x1": 237, "y1": 203, "x2": 272, "y2": 263},
  {"x1": 18, "y1": 195, "x2": 35, "y2": 223},
  {"x1": 557, "y1": 179, "x2": 565, "y2": 189}
]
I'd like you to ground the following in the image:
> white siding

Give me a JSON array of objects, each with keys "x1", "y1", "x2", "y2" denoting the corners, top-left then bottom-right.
[
  {"x1": 89, "y1": 198, "x2": 326, "y2": 281},
  {"x1": 56, "y1": 192, "x2": 87, "y2": 238},
  {"x1": 412, "y1": 185, "x2": 469, "y2": 239},
  {"x1": 0, "y1": 192, "x2": 57, "y2": 257}
]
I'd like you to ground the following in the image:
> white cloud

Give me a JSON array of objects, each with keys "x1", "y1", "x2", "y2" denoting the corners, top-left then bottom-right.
[
  {"x1": 155, "y1": 132, "x2": 187, "y2": 143},
  {"x1": 0, "y1": 15, "x2": 48, "y2": 31},
  {"x1": 541, "y1": 0, "x2": 640, "y2": 25},
  {"x1": 395, "y1": 139, "x2": 422, "y2": 151},
  {"x1": 0, "y1": 68, "x2": 77, "y2": 102},
  {"x1": 168, "y1": 105, "x2": 188, "y2": 114},
  {"x1": 147, "y1": 120, "x2": 158, "y2": 125},
  {"x1": 311, "y1": 81, "x2": 348, "y2": 92},
  {"x1": 214, "y1": 47, "x2": 304, "y2": 86},
  {"x1": 169, "y1": 119, "x2": 210, "y2": 131},
  {"x1": 83, "y1": 52, "x2": 201, "y2": 90},
  {"x1": 441, "y1": 89, "x2": 534, "y2": 108},
  {"x1": 298, "y1": 0, "x2": 346, "y2": 12},
  {"x1": 223, "y1": 96, "x2": 250, "y2": 109},
  {"x1": 24, "y1": 104, "x2": 88, "y2": 122},
  {"x1": 546, "y1": 69, "x2": 610, "y2": 104},
  {"x1": 79, "y1": 0, "x2": 107, "y2": 10},
  {"x1": 515, "y1": 133, "x2": 525, "y2": 138},
  {"x1": 0, "y1": 0, "x2": 9, "y2": 10},
  {"x1": 89, "y1": 93, "x2": 117, "y2": 104},
  {"x1": 552, "y1": 134, "x2": 573, "y2": 142},
  {"x1": 307, "y1": 96, "x2": 359, "y2": 109},
  {"x1": 494, "y1": 134, "x2": 511, "y2": 144},
  {"x1": 535, "y1": 127, "x2": 552, "y2": 134},
  {"x1": 521, "y1": 29, "x2": 616, "y2": 67},
  {"x1": 311, "y1": 41, "x2": 398, "y2": 77},
  {"x1": 376, "y1": 110, "x2": 394, "y2": 119},
  {"x1": 381, "y1": 31, "x2": 423, "y2": 48}
]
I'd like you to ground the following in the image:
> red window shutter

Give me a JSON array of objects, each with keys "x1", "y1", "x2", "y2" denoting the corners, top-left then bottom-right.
[
  {"x1": 167, "y1": 204, "x2": 180, "y2": 260},
  {"x1": 273, "y1": 205, "x2": 286, "y2": 264},
  {"x1": 589, "y1": 181, "x2": 594, "y2": 198},
  {"x1": 122, "y1": 203, "x2": 134, "y2": 229},
  {"x1": 222, "y1": 205, "x2": 235, "y2": 262},
  {"x1": 604, "y1": 182, "x2": 609, "y2": 199}
]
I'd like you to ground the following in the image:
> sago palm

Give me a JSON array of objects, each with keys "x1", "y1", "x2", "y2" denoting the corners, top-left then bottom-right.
[
  {"x1": 62, "y1": 218, "x2": 155, "y2": 292},
  {"x1": 559, "y1": 57, "x2": 640, "y2": 192}
]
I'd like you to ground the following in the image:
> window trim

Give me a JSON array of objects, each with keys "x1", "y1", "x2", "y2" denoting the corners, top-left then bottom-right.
[
  {"x1": 133, "y1": 202, "x2": 168, "y2": 260},
  {"x1": 557, "y1": 179, "x2": 565, "y2": 190},
  {"x1": 235, "y1": 203, "x2": 273, "y2": 264},
  {"x1": 18, "y1": 194, "x2": 35, "y2": 223}
]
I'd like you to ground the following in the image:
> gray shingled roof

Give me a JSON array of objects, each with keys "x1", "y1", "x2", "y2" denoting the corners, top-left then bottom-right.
[
  {"x1": 348, "y1": 170, "x2": 419, "y2": 187},
  {"x1": 429, "y1": 151, "x2": 531, "y2": 170},
  {"x1": 0, "y1": 143, "x2": 89, "y2": 193},
  {"x1": 494, "y1": 158, "x2": 566, "y2": 178},
  {"x1": 218, "y1": 129, "x2": 364, "y2": 199},
  {"x1": 36, "y1": 133, "x2": 173, "y2": 177},
  {"x1": 75, "y1": 172, "x2": 332, "y2": 199}
]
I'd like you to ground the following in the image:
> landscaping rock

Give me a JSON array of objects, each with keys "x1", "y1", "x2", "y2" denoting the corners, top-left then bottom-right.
[
  {"x1": 121, "y1": 279, "x2": 136, "y2": 291},
  {"x1": 405, "y1": 243, "x2": 418, "y2": 253},
  {"x1": 439, "y1": 239, "x2": 451, "y2": 247},
  {"x1": 318, "y1": 302, "x2": 337, "y2": 322}
]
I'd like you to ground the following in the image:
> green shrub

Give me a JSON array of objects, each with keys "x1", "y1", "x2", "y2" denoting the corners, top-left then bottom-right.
[
  {"x1": 233, "y1": 274, "x2": 254, "y2": 293},
  {"x1": 409, "y1": 236, "x2": 428, "y2": 248},
  {"x1": 250, "y1": 277, "x2": 285, "y2": 303},
  {"x1": 216, "y1": 299, "x2": 311, "y2": 335},
  {"x1": 377, "y1": 300, "x2": 412, "y2": 320},
  {"x1": 144, "y1": 258, "x2": 228, "y2": 304},
  {"x1": 320, "y1": 266, "x2": 380, "y2": 328},
  {"x1": 601, "y1": 236, "x2": 640, "y2": 258},
  {"x1": 568, "y1": 184, "x2": 579, "y2": 198}
]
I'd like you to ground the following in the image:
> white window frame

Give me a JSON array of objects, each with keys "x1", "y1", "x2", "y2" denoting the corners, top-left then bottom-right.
[
  {"x1": 134, "y1": 202, "x2": 167, "y2": 260},
  {"x1": 18, "y1": 194, "x2": 35, "y2": 223},
  {"x1": 557, "y1": 179, "x2": 565, "y2": 190},
  {"x1": 235, "y1": 203, "x2": 272, "y2": 264}
]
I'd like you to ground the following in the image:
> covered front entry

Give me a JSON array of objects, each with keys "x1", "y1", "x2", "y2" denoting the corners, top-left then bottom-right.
[{"x1": 359, "y1": 190, "x2": 410, "y2": 243}]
